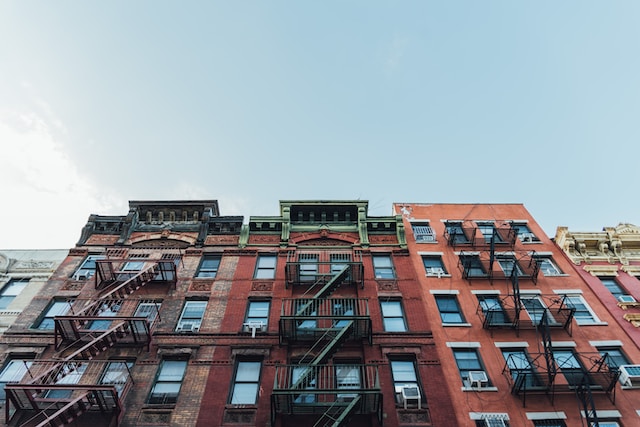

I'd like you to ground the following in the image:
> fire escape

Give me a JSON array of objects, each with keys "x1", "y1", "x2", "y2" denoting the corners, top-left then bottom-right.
[
  {"x1": 447, "y1": 221, "x2": 619, "y2": 424},
  {"x1": 272, "y1": 251, "x2": 382, "y2": 427},
  {"x1": 5, "y1": 256, "x2": 177, "y2": 427}
]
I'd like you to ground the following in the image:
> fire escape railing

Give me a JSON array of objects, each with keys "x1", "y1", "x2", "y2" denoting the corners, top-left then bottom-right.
[
  {"x1": 6, "y1": 259, "x2": 174, "y2": 427},
  {"x1": 273, "y1": 258, "x2": 381, "y2": 427},
  {"x1": 5, "y1": 360, "x2": 133, "y2": 427}
]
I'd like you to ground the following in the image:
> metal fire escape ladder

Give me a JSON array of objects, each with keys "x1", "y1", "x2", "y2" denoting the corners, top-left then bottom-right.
[
  {"x1": 540, "y1": 311, "x2": 557, "y2": 389},
  {"x1": 575, "y1": 376, "x2": 599, "y2": 427},
  {"x1": 23, "y1": 260, "x2": 172, "y2": 427},
  {"x1": 313, "y1": 395, "x2": 362, "y2": 427},
  {"x1": 511, "y1": 272, "x2": 522, "y2": 333},
  {"x1": 289, "y1": 264, "x2": 360, "y2": 426}
]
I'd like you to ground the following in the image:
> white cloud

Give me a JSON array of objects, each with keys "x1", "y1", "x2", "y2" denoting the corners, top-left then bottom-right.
[{"x1": 0, "y1": 110, "x2": 124, "y2": 249}]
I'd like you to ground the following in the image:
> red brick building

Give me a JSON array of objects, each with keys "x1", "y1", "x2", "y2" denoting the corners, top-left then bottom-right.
[
  {"x1": 394, "y1": 203, "x2": 640, "y2": 427},
  {"x1": 195, "y1": 200, "x2": 456, "y2": 427},
  {"x1": 0, "y1": 200, "x2": 457, "y2": 427}
]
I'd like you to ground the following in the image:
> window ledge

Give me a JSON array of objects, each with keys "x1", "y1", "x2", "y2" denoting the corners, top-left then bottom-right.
[
  {"x1": 461, "y1": 386, "x2": 498, "y2": 392},
  {"x1": 442, "y1": 323, "x2": 472, "y2": 327},
  {"x1": 621, "y1": 385, "x2": 640, "y2": 390},
  {"x1": 576, "y1": 321, "x2": 608, "y2": 326},
  {"x1": 426, "y1": 274, "x2": 452, "y2": 278}
]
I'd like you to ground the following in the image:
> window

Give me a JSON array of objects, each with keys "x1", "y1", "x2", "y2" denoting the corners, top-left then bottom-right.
[
  {"x1": 390, "y1": 359, "x2": 420, "y2": 406},
  {"x1": 132, "y1": 301, "x2": 161, "y2": 335},
  {"x1": 291, "y1": 364, "x2": 316, "y2": 403},
  {"x1": 0, "y1": 358, "x2": 32, "y2": 400},
  {"x1": 380, "y1": 300, "x2": 407, "y2": 332},
  {"x1": 452, "y1": 348, "x2": 489, "y2": 387},
  {"x1": 501, "y1": 348, "x2": 542, "y2": 389},
  {"x1": 373, "y1": 255, "x2": 395, "y2": 279},
  {"x1": 299, "y1": 253, "x2": 318, "y2": 282},
  {"x1": 532, "y1": 421, "x2": 566, "y2": 427},
  {"x1": 230, "y1": 360, "x2": 261, "y2": 404},
  {"x1": 0, "y1": 279, "x2": 28, "y2": 309},
  {"x1": 521, "y1": 296, "x2": 554, "y2": 325},
  {"x1": 475, "y1": 420, "x2": 510, "y2": 427},
  {"x1": 434, "y1": 295, "x2": 465, "y2": 324},
  {"x1": 477, "y1": 222, "x2": 502, "y2": 243},
  {"x1": 535, "y1": 256, "x2": 562, "y2": 276},
  {"x1": 88, "y1": 301, "x2": 120, "y2": 330},
  {"x1": 477, "y1": 295, "x2": 510, "y2": 325},
  {"x1": 148, "y1": 360, "x2": 188, "y2": 404},
  {"x1": 445, "y1": 221, "x2": 468, "y2": 244},
  {"x1": 176, "y1": 300, "x2": 207, "y2": 332},
  {"x1": 422, "y1": 255, "x2": 447, "y2": 276},
  {"x1": 336, "y1": 363, "x2": 361, "y2": 401},
  {"x1": 35, "y1": 299, "x2": 74, "y2": 330},
  {"x1": 100, "y1": 360, "x2": 134, "y2": 394},
  {"x1": 245, "y1": 300, "x2": 270, "y2": 328},
  {"x1": 196, "y1": 254, "x2": 221, "y2": 278},
  {"x1": 411, "y1": 223, "x2": 436, "y2": 242},
  {"x1": 497, "y1": 255, "x2": 523, "y2": 278},
  {"x1": 599, "y1": 277, "x2": 629, "y2": 300},
  {"x1": 72, "y1": 255, "x2": 105, "y2": 280},
  {"x1": 44, "y1": 363, "x2": 87, "y2": 399},
  {"x1": 553, "y1": 349, "x2": 589, "y2": 386},
  {"x1": 122, "y1": 261, "x2": 145, "y2": 271},
  {"x1": 561, "y1": 294, "x2": 599, "y2": 325},
  {"x1": 254, "y1": 254, "x2": 277, "y2": 279},
  {"x1": 460, "y1": 254, "x2": 486, "y2": 277},
  {"x1": 511, "y1": 222, "x2": 538, "y2": 243},
  {"x1": 597, "y1": 347, "x2": 630, "y2": 371}
]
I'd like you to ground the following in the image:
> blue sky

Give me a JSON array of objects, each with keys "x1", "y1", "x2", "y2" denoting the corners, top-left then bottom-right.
[{"x1": 1, "y1": 2, "x2": 639, "y2": 249}]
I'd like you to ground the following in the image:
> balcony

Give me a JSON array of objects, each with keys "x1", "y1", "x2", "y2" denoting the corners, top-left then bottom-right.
[
  {"x1": 271, "y1": 364, "x2": 382, "y2": 424},
  {"x1": 285, "y1": 255, "x2": 363, "y2": 289},
  {"x1": 458, "y1": 251, "x2": 540, "y2": 284},
  {"x1": 279, "y1": 298, "x2": 371, "y2": 345},
  {"x1": 95, "y1": 258, "x2": 177, "y2": 292},
  {"x1": 444, "y1": 221, "x2": 517, "y2": 249},
  {"x1": 503, "y1": 352, "x2": 619, "y2": 406},
  {"x1": 477, "y1": 294, "x2": 574, "y2": 335},
  {"x1": 54, "y1": 298, "x2": 161, "y2": 354},
  {"x1": 5, "y1": 359, "x2": 132, "y2": 427}
]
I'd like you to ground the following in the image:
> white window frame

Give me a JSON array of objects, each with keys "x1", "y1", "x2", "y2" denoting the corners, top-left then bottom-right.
[
  {"x1": 554, "y1": 291, "x2": 606, "y2": 326},
  {"x1": 534, "y1": 255, "x2": 563, "y2": 276},
  {"x1": 411, "y1": 222, "x2": 436, "y2": 243},
  {"x1": 254, "y1": 254, "x2": 277, "y2": 279},
  {"x1": 73, "y1": 254, "x2": 105, "y2": 280},
  {"x1": 176, "y1": 300, "x2": 207, "y2": 332}
]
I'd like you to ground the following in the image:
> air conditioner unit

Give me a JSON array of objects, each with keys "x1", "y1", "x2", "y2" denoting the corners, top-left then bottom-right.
[
  {"x1": 618, "y1": 295, "x2": 637, "y2": 303},
  {"x1": 468, "y1": 371, "x2": 489, "y2": 388},
  {"x1": 618, "y1": 365, "x2": 640, "y2": 387},
  {"x1": 520, "y1": 233, "x2": 536, "y2": 242},
  {"x1": 176, "y1": 323, "x2": 200, "y2": 333},
  {"x1": 72, "y1": 273, "x2": 88, "y2": 281},
  {"x1": 426, "y1": 267, "x2": 445, "y2": 278},
  {"x1": 397, "y1": 386, "x2": 421, "y2": 409},
  {"x1": 243, "y1": 321, "x2": 266, "y2": 337}
]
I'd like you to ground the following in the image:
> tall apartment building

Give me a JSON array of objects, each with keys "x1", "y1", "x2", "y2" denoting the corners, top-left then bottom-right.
[
  {"x1": 394, "y1": 203, "x2": 640, "y2": 427},
  {"x1": 0, "y1": 200, "x2": 456, "y2": 427},
  {"x1": 195, "y1": 200, "x2": 455, "y2": 427},
  {"x1": 0, "y1": 200, "x2": 244, "y2": 427},
  {"x1": 0, "y1": 250, "x2": 68, "y2": 334},
  {"x1": 555, "y1": 224, "x2": 640, "y2": 348}
]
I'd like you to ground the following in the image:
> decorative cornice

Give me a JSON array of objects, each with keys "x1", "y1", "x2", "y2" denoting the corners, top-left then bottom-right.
[{"x1": 583, "y1": 265, "x2": 619, "y2": 276}]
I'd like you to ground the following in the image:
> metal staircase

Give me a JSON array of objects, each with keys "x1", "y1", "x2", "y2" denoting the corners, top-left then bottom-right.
[
  {"x1": 273, "y1": 256, "x2": 381, "y2": 427},
  {"x1": 5, "y1": 258, "x2": 175, "y2": 427}
]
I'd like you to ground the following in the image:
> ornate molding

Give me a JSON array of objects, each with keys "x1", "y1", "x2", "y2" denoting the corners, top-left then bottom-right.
[
  {"x1": 583, "y1": 265, "x2": 619, "y2": 276},
  {"x1": 251, "y1": 281, "x2": 273, "y2": 292}
]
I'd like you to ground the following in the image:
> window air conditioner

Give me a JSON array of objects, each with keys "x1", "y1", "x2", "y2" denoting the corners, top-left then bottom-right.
[
  {"x1": 426, "y1": 267, "x2": 445, "y2": 278},
  {"x1": 520, "y1": 233, "x2": 536, "y2": 242},
  {"x1": 397, "y1": 386, "x2": 421, "y2": 409},
  {"x1": 618, "y1": 365, "x2": 640, "y2": 387},
  {"x1": 176, "y1": 323, "x2": 200, "y2": 333},
  {"x1": 617, "y1": 295, "x2": 637, "y2": 303},
  {"x1": 243, "y1": 321, "x2": 266, "y2": 337},
  {"x1": 72, "y1": 273, "x2": 88, "y2": 281},
  {"x1": 468, "y1": 371, "x2": 489, "y2": 388}
]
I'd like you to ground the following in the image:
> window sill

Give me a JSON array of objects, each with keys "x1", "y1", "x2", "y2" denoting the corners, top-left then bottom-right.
[
  {"x1": 461, "y1": 386, "x2": 498, "y2": 392},
  {"x1": 426, "y1": 274, "x2": 451, "y2": 278},
  {"x1": 576, "y1": 321, "x2": 608, "y2": 326},
  {"x1": 142, "y1": 403, "x2": 176, "y2": 410},
  {"x1": 442, "y1": 323, "x2": 472, "y2": 327}
]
